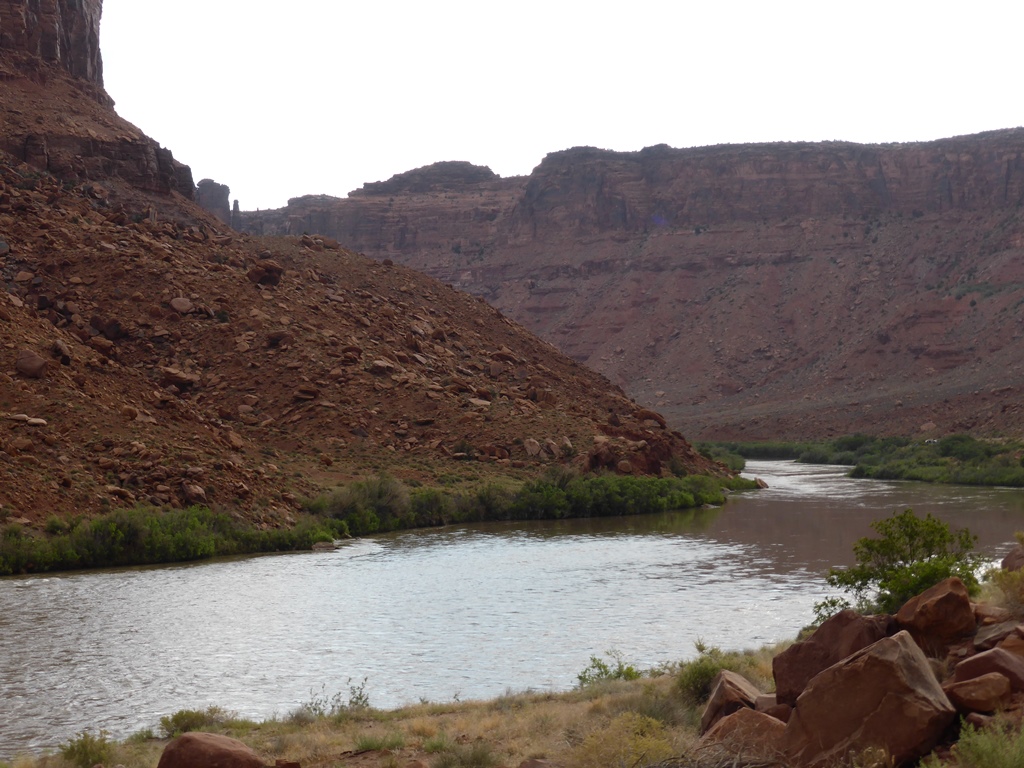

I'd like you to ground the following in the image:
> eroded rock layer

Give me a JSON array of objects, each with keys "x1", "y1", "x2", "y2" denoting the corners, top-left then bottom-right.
[{"x1": 240, "y1": 132, "x2": 1024, "y2": 438}]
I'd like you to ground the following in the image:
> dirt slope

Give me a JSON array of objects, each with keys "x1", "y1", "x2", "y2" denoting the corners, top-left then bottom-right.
[{"x1": 0, "y1": 55, "x2": 719, "y2": 527}]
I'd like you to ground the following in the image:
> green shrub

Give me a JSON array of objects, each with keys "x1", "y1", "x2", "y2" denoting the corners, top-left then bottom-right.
[
  {"x1": 354, "y1": 731, "x2": 405, "y2": 752},
  {"x1": 576, "y1": 650, "x2": 642, "y2": 687},
  {"x1": 160, "y1": 706, "x2": 229, "y2": 738},
  {"x1": 923, "y1": 719, "x2": 1024, "y2": 767},
  {"x1": 564, "y1": 713, "x2": 673, "y2": 768},
  {"x1": 676, "y1": 646, "x2": 729, "y2": 704},
  {"x1": 424, "y1": 732, "x2": 456, "y2": 753},
  {"x1": 60, "y1": 731, "x2": 112, "y2": 768},
  {"x1": 432, "y1": 741, "x2": 500, "y2": 768},
  {"x1": 824, "y1": 509, "x2": 982, "y2": 614}
]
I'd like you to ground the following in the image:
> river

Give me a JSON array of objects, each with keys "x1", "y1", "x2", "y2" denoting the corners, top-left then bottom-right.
[{"x1": 2, "y1": 461, "x2": 1023, "y2": 756}]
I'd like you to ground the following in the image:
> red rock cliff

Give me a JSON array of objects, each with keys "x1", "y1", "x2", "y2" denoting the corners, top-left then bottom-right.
[
  {"x1": 1, "y1": 0, "x2": 105, "y2": 92},
  {"x1": 0, "y1": 0, "x2": 195, "y2": 198},
  {"x1": 238, "y1": 130, "x2": 1024, "y2": 438}
]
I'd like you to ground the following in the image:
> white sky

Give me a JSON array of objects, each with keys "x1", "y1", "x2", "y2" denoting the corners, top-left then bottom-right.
[{"x1": 100, "y1": 0, "x2": 1023, "y2": 211}]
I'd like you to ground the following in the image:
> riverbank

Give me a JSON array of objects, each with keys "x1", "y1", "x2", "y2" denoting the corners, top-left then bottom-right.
[
  {"x1": 702, "y1": 434, "x2": 1024, "y2": 487},
  {"x1": 0, "y1": 472, "x2": 758, "y2": 575},
  {"x1": 2, "y1": 645, "x2": 780, "y2": 768}
]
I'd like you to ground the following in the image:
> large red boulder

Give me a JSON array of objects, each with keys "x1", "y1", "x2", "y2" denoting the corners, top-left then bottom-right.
[
  {"x1": 699, "y1": 669, "x2": 762, "y2": 735},
  {"x1": 943, "y1": 672, "x2": 1012, "y2": 714},
  {"x1": 157, "y1": 732, "x2": 267, "y2": 768},
  {"x1": 773, "y1": 609, "x2": 894, "y2": 706},
  {"x1": 953, "y1": 647, "x2": 1024, "y2": 691},
  {"x1": 895, "y1": 577, "x2": 976, "y2": 652},
  {"x1": 782, "y1": 631, "x2": 956, "y2": 768},
  {"x1": 698, "y1": 707, "x2": 786, "y2": 763}
]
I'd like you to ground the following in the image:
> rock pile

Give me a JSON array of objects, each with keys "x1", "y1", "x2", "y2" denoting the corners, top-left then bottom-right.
[{"x1": 699, "y1": 575, "x2": 1024, "y2": 766}]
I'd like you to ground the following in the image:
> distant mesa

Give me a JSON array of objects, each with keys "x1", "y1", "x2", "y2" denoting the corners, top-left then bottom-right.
[
  {"x1": 352, "y1": 161, "x2": 499, "y2": 196},
  {"x1": 234, "y1": 127, "x2": 1024, "y2": 439}
]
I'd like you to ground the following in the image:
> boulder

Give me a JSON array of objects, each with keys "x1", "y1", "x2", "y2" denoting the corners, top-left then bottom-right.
[
  {"x1": 998, "y1": 629, "x2": 1024, "y2": 657},
  {"x1": 1002, "y1": 543, "x2": 1024, "y2": 572},
  {"x1": 157, "y1": 732, "x2": 266, "y2": 768},
  {"x1": 943, "y1": 672, "x2": 1011, "y2": 713},
  {"x1": 247, "y1": 259, "x2": 284, "y2": 286},
  {"x1": 170, "y1": 297, "x2": 194, "y2": 314},
  {"x1": 953, "y1": 647, "x2": 1024, "y2": 691},
  {"x1": 782, "y1": 631, "x2": 956, "y2": 768},
  {"x1": 699, "y1": 669, "x2": 762, "y2": 735},
  {"x1": 773, "y1": 609, "x2": 894, "y2": 706},
  {"x1": 15, "y1": 349, "x2": 49, "y2": 379},
  {"x1": 895, "y1": 577, "x2": 976, "y2": 651},
  {"x1": 698, "y1": 707, "x2": 786, "y2": 763},
  {"x1": 973, "y1": 621, "x2": 1021, "y2": 651},
  {"x1": 523, "y1": 438, "x2": 542, "y2": 457}
]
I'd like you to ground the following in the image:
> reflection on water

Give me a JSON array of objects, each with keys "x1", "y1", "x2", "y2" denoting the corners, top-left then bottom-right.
[{"x1": 1, "y1": 461, "x2": 1022, "y2": 756}]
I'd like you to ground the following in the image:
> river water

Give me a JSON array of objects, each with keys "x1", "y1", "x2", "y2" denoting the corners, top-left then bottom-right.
[{"x1": 2, "y1": 461, "x2": 1024, "y2": 756}]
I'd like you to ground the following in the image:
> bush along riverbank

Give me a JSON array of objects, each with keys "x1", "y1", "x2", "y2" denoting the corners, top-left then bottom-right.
[
  {"x1": 703, "y1": 433, "x2": 1024, "y2": 487},
  {"x1": 0, "y1": 471, "x2": 758, "y2": 575}
]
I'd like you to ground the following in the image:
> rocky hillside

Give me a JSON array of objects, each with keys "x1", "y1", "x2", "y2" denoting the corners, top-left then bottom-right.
[
  {"x1": 0, "y1": 5, "x2": 720, "y2": 527},
  {"x1": 238, "y1": 133, "x2": 1024, "y2": 440}
]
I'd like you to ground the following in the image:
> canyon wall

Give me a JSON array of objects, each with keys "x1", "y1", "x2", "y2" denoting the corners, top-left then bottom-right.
[
  {"x1": 0, "y1": 0, "x2": 105, "y2": 90},
  {"x1": 238, "y1": 130, "x2": 1024, "y2": 438},
  {"x1": 0, "y1": 0, "x2": 195, "y2": 199}
]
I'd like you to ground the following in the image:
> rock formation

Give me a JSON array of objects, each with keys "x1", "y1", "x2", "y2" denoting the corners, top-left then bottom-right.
[
  {"x1": 0, "y1": 0, "x2": 105, "y2": 91},
  {"x1": 699, "y1": 576, "x2": 1024, "y2": 766},
  {"x1": 0, "y1": 4, "x2": 723, "y2": 526},
  {"x1": 239, "y1": 132, "x2": 1024, "y2": 438},
  {"x1": 0, "y1": 0, "x2": 195, "y2": 197},
  {"x1": 196, "y1": 178, "x2": 231, "y2": 224}
]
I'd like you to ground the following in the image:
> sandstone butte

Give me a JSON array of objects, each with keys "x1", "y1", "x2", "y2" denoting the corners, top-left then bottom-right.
[
  {"x1": 0, "y1": 2, "x2": 723, "y2": 526},
  {"x1": 234, "y1": 133, "x2": 1024, "y2": 442}
]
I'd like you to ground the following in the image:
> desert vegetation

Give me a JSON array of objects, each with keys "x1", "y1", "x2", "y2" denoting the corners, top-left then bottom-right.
[
  {"x1": 0, "y1": 471, "x2": 757, "y2": 575},
  {"x1": 704, "y1": 434, "x2": 1024, "y2": 487}
]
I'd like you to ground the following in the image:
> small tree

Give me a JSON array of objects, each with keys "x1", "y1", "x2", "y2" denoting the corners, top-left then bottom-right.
[{"x1": 823, "y1": 508, "x2": 982, "y2": 615}]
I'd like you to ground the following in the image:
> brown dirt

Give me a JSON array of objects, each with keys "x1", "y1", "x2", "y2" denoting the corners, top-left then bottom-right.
[{"x1": 0, "y1": 56, "x2": 722, "y2": 529}]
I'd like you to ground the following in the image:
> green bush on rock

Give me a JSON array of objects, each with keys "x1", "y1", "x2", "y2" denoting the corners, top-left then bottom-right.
[{"x1": 821, "y1": 508, "x2": 982, "y2": 615}]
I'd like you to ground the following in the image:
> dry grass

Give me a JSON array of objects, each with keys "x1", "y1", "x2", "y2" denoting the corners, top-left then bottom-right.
[{"x1": 8, "y1": 674, "x2": 738, "y2": 768}]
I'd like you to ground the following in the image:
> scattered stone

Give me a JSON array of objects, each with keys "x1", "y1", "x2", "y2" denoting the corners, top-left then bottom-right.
[
  {"x1": 523, "y1": 438, "x2": 542, "y2": 457},
  {"x1": 15, "y1": 349, "x2": 48, "y2": 378},
  {"x1": 699, "y1": 707, "x2": 786, "y2": 763},
  {"x1": 10, "y1": 437, "x2": 33, "y2": 453},
  {"x1": 26, "y1": 418, "x2": 47, "y2": 427},
  {"x1": 895, "y1": 577, "x2": 977, "y2": 649},
  {"x1": 170, "y1": 297, "x2": 193, "y2": 314},
  {"x1": 181, "y1": 482, "x2": 207, "y2": 504},
  {"x1": 953, "y1": 647, "x2": 1024, "y2": 691},
  {"x1": 943, "y1": 672, "x2": 1011, "y2": 713},
  {"x1": 700, "y1": 670, "x2": 762, "y2": 735},
  {"x1": 973, "y1": 621, "x2": 1020, "y2": 651},
  {"x1": 247, "y1": 259, "x2": 284, "y2": 286},
  {"x1": 157, "y1": 732, "x2": 265, "y2": 768}
]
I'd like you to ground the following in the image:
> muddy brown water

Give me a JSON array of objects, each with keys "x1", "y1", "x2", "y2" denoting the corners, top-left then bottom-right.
[{"x1": 2, "y1": 460, "x2": 1023, "y2": 756}]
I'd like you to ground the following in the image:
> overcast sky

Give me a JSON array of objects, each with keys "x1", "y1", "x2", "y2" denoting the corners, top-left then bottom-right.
[{"x1": 100, "y1": 0, "x2": 1023, "y2": 211}]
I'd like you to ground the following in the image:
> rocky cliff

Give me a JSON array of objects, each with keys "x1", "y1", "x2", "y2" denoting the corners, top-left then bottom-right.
[
  {"x1": 238, "y1": 131, "x2": 1024, "y2": 439},
  {"x1": 0, "y1": 0, "x2": 194, "y2": 198},
  {"x1": 0, "y1": 0, "x2": 105, "y2": 90},
  {"x1": 0, "y1": 0, "x2": 720, "y2": 526}
]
